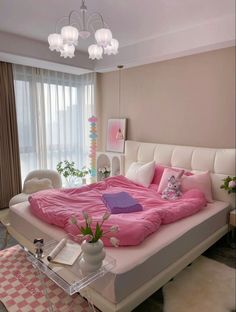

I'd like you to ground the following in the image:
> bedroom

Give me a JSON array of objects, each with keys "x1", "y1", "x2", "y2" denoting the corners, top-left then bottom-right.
[{"x1": 0, "y1": 0, "x2": 235, "y2": 312}]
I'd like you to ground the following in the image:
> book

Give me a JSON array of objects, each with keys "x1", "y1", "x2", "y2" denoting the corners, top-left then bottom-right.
[{"x1": 47, "y1": 238, "x2": 82, "y2": 266}]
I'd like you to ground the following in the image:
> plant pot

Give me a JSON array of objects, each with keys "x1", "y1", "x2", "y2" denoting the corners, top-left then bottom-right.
[
  {"x1": 81, "y1": 177, "x2": 86, "y2": 185},
  {"x1": 79, "y1": 239, "x2": 106, "y2": 275},
  {"x1": 65, "y1": 176, "x2": 80, "y2": 187}
]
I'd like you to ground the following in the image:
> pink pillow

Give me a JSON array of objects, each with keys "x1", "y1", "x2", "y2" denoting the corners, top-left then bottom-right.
[
  {"x1": 152, "y1": 165, "x2": 192, "y2": 185},
  {"x1": 152, "y1": 165, "x2": 166, "y2": 185},
  {"x1": 181, "y1": 171, "x2": 213, "y2": 203},
  {"x1": 158, "y1": 167, "x2": 184, "y2": 193}
]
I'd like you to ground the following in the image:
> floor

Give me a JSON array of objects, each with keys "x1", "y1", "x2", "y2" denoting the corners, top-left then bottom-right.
[{"x1": 0, "y1": 208, "x2": 235, "y2": 312}]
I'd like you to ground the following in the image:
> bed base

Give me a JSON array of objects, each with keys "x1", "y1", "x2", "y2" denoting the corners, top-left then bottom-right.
[{"x1": 5, "y1": 220, "x2": 228, "y2": 312}]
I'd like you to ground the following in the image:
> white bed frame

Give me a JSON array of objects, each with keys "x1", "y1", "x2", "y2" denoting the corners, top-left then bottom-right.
[{"x1": 6, "y1": 140, "x2": 236, "y2": 312}]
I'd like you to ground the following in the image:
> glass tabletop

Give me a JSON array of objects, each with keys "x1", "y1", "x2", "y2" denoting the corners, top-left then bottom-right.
[{"x1": 24, "y1": 237, "x2": 116, "y2": 295}]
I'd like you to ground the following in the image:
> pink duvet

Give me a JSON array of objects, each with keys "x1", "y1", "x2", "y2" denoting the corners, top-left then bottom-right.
[{"x1": 29, "y1": 176, "x2": 207, "y2": 246}]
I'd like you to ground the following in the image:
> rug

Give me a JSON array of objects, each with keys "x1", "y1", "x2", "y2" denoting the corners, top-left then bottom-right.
[
  {"x1": 0, "y1": 245, "x2": 97, "y2": 312},
  {"x1": 163, "y1": 256, "x2": 236, "y2": 312}
]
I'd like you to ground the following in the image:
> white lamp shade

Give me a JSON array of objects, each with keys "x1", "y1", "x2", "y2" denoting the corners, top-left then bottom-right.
[
  {"x1": 60, "y1": 44, "x2": 75, "y2": 58},
  {"x1": 88, "y1": 44, "x2": 103, "y2": 60},
  {"x1": 104, "y1": 38, "x2": 119, "y2": 55},
  {"x1": 48, "y1": 33, "x2": 63, "y2": 52},
  {"x1": 61, "y1": 25, "x2": 79, "y2": 45},
  {"x1": 95, "y1": 28, "x2": 112, "y2": 47}
]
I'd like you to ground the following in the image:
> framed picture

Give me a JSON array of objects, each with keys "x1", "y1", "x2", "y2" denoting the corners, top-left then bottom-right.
[{"x1": 106, "y1": 118, "x2": 126, "y2": 153}]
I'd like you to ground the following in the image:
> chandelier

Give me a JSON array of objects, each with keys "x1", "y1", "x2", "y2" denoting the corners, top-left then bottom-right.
[{"x1": 48, "y1": 0, "x2": 119, "y2": 60}]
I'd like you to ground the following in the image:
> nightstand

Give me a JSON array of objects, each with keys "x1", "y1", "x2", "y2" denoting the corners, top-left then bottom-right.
[
  {"x1": 229, "y1": 209, "x2": 236, "y2": 227},
  {"x1": 228, "y1": 209, "x2": 236, "y2": 248}
]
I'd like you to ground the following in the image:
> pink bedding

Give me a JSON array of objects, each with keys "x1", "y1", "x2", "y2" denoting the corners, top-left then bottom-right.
[{"x1": 29, "y1": 176, "x2": 207, "y2": 246}]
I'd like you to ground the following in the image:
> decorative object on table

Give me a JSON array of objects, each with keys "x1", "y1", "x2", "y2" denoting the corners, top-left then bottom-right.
[
  {"x1": 220, "y1": 176, "x2": 236, "y2": 193},
  {"x1": 71, "y1": 212, "x2": 119, "y2": 274},
  {"x1": 56, "y1": 160, "x2": 90, "y2": 187},
  {"x1": 48, "y1": 0, "x2": 119, "y2": 60},
  {"x1": 98, "y1": 166, "x2": 111, "y2": 180},
  {"x1": 33, "y1": 238, "x2": 44, "y2": 259},
  {"x1": 161, "y1": 175, "x2": 182, "y2": 200},
  {"x1": 106, "y1": 118, "x2": 126, "y2": 153},
  {"x1": 0, "y1": 245, "x2": 96, "y2": 312},
  {"x1": 46, "y1": 238, "x2": 82, "y2": 265},
  {"x1": 88, "y1": 116, "x2": 98, "y2": 183}
]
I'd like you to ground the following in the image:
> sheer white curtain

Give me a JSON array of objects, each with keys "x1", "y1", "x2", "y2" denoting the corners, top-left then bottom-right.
[{"x1": 13, "y1": 64, "x2": 95, "y2": 180}]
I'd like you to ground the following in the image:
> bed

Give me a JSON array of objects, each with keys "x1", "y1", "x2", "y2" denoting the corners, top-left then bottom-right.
[{"x1": 7, "y1": 140, "x2": 236, "y2": 312}]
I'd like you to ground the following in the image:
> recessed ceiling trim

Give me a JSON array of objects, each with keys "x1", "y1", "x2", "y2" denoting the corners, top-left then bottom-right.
[
  {"x1": 0, "y1": 52, "x2": 92, "y2": 75},
  {"x1": 95, "y1": 14, "x2": 235, "y2": 72}
]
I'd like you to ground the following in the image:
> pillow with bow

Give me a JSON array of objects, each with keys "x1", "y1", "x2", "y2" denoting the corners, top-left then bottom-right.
[{"x1": 23, "y1": 178, "x2": 53, "y2": 194}]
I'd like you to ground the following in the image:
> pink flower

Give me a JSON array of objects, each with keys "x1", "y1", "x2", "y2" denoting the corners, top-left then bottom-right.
[
  {"x1": 70, "y1": 216, "x2": 77, "y2": 225},
  {"x1": 110, "y1": 237, "x2": 119, "y2": 247},
  {"x1": 83, "y1": 234, "x2": 93, "y2": 242},
  {"x1": 87, "y1": 216, "x2": 92, "y2": 225},
  {"x1": 229, "y1": 180, "x2": 236, "y2": 188},
  {"x1": 110, "y1": 225, "x2": 119, "y2": 233},
  {"x1": 82, "y1": 210, "x2": 89, "y2": 220},
  {"x1": 102, "y1": 212, "x2": 111, "y2": 221},
  {"x1": 75, "y1": 234, "x2": 85, "y2": 243}
]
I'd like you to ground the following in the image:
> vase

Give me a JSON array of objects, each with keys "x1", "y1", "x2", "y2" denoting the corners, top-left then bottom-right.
[
  {"x1": 79, "y1": 239, "x2": 106, "y2": 275},
  {"x1": 65, "y1": 176, "x2": 80, "y2": 188}
]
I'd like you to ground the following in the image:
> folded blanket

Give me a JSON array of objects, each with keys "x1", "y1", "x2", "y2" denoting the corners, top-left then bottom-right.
[{"x1": 102, "y1": 191, "x2": 143, "y2": 214}]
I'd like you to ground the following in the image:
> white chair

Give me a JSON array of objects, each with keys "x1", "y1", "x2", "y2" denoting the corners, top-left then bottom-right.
[{"x1": 9, "y1": 169, "x2": 62, "y2": 207}]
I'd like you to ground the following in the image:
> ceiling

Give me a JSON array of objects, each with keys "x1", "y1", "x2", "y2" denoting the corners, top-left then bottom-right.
[{"x1": 0, "y1": 0, "x2": 235, "y2": 72}]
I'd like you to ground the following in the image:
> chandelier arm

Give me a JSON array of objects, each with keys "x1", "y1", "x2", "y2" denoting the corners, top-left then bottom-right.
[
  {"x1": 55, "y1": 16, "x2": 69, "y2": 33},
  {"x1": 54, "y1": 11, "x2": 82, "y2": 33},
  {"x1": 68, "y1": 10, "x2": 81, "y2": 25},
  {"x1": 87, "y1": 12, "x2": 108, "y2": 32}
]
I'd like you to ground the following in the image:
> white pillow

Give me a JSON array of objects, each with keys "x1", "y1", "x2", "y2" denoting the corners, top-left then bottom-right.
[
  {"x1": 23, "y1": 178, "x2": 53, "y2": 194},
  {"x1": 126, "y1": 161, "x2": 155, "y2": 187}
]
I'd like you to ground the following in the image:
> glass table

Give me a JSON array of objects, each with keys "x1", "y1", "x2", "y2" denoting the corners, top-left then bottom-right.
[{"x1": 24, "y1": 238, "x2": 116, "y2": 295}]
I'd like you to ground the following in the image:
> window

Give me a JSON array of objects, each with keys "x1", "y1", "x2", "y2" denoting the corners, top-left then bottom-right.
[{"x1": 13, "y1": 65, "x2": 95, "y2": 180}]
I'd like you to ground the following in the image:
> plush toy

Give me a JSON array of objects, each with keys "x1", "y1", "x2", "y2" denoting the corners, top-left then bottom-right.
[{"x1": 161, "y1": 175, "x2": 182, "y2": 200}]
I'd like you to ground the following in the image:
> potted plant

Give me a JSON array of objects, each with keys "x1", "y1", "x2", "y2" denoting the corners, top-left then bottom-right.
[
  {"x1": 71, "y1": 211, "x2": 119, "y2": 274},
  {"x1": 56, "y1": 160, "x2": 90, "y2": 187},
  {"x1": 220, "y1": 176, "x2": 236, "y2": 194},
  {"x1": 98, "y1": 166, "x2": 111, "y2": 180}
]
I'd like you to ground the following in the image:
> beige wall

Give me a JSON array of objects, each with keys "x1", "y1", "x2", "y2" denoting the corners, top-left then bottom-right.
[{"x1": 98, "y1": 47, "x2": 235, "y2": 150}]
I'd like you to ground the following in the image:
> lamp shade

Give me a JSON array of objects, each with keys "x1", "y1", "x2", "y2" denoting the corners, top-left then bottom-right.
[
  {"x1": 48, "y1": 33, "x2": 63, "y2": 52},
  {"x1": 60, "y1": 44, "x2": 75, "y2": 58},
  {"x1": 61, "y1": 25, "x2": 79, "y2": 45},
  {"x1": 88, "y1": 44, "x2": 103, "y2": 60},
  {"x1": 95, "y1": 28, "x2": 112, "y2": 47},
  {"x1": 104, "y1": 38, "x2": 119, "y2": 55}
]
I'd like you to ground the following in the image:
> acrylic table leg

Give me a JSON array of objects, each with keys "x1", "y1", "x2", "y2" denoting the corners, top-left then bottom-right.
[
  {"x1": 80, "y1": 288, "x2": 97, "y2": 311},
  {"x1": 36, "y1": 267, "x2": 55, "y2": 312}
]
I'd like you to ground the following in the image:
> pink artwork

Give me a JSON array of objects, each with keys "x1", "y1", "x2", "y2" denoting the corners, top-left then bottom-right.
[{"x1": 106, "y1": 118, "x2": 126, "y2": 153}]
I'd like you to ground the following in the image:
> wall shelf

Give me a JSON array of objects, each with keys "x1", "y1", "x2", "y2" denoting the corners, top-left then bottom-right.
[{"x1": 96, "y1": 152, "x2": 124, "y2": 181}]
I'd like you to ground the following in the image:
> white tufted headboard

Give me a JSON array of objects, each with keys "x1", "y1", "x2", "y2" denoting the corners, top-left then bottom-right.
[{"x1": 124, "y1": 140, "x2": 236, "y2": 208}]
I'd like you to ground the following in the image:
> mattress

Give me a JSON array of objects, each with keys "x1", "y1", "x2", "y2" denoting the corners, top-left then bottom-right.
[{"x1": 9, "y1": 201, "x2": 229, "y2": 303}]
